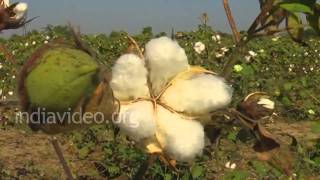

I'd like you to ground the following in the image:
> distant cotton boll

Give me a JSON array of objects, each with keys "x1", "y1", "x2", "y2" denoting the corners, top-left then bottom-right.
[
  {"x1": 221, "y1": 47, "x2": 229, "y2": 52},
  {"x1": 116, "y1": 101, "x2": 156, "y2": 141},
  {"x1": 32, "y1": 41, "x2": 36, "y2": 45},
  {"x1": 156, "y1": 106, "x2": 205, "y2": 161},
  {"x1": 225, "y1": 161, "x2": 237, "y2": 169},
  {"x1": 161, "y1": 74, "x2": 233, "y2": 116},
  {"x1": 110, "y1": 54, "x2": 149, "y2": 101},
  {"x1": 0, "y1": 63, "x2": 3, "y2": 69},
  {"x1": 248, "y1": 50, "x2": 257, "y2": 57},
  {"x1": 216, "y1": 34, "x2": 221, "y2": 41},
  {"x1": 212, "y1": 35, "x2": 217, "y2": 42},
  {"x1": 212, "y1": 34, "x2": 221, "y2": 42},
  {"x1": 44, "y1": 40, "x2": 49, "y2": 44},
  {"x1": 245, "y1": 55, "x2": 251, "y2": 62},
  {"x1": 215, "y1": 52, "x2": 224, "y2": 58},
  {"x1": 145, "y1": 37, "x2": 189, "y2": 94},
  {"x1": 194, "y1": 42, "x2": 205, "y2": 54},
  {"x1": 13, "y1": 3, "x2": 28, "y2": 20},
  {"x1": 308, "y1": 109, "x2": 316, "y2": 115}
]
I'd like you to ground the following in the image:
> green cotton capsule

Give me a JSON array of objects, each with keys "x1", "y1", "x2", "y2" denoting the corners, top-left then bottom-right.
[{"x1": 25, "y1": 47, "x2": 99, "y2": 112}]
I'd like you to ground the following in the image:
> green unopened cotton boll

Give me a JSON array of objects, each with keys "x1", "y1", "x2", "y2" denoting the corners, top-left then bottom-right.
[{"x1": 25, "y1": 47, "x2": 99, "y2": 112}]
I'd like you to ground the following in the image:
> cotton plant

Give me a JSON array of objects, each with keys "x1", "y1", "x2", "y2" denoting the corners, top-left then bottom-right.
[{"x1": 110, "y1": 36, "x2": 233, "y2": 162}]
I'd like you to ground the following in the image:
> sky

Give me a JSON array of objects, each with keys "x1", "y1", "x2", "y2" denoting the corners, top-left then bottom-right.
[{"x1": 2, "y1": 0, "x2": 260, "y2": 37}]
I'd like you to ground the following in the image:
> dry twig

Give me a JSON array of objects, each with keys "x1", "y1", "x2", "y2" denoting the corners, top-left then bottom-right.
[
  {"x1": 51, "y1": 137, "x2": 74, "y2": 180},
  {"x1": 222, "y1": 0, "x2": 240, "y2": 43}
]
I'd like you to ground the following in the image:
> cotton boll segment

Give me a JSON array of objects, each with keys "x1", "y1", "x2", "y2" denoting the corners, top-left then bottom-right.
[
  {"x1": 116, "y1": 101, "x2": 156, "y2": 141},
  {"x1": 161, "y1": 74, "x2": 233, "y2": 116},
  {"x1": 13, "y1": 3, "x2": 28, "y2": 20},
  {"x1": 1, "y1": 0, "x2": 10, "y2": 8},
  {"x1": 145, "y1": 37, "x2": 189, "y2": 95},
  {"x1": 110, "y1": 54, "x2": 149, "y2": 101},
  {"x1": 156, "y1": 106, "x2": 205, "y2": 162}
]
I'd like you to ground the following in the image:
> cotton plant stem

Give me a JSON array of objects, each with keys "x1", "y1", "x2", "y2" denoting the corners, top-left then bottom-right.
[
  {"x1": 247, "y1": 0, "x2": 275, "y2": 35},
  {"x1": 221, "y1": 0, "x2": 242, "y2": 80},
  {"x1": 310, "y1": 94, "x2": 320, "y2": 104},
  {"x1": 68, "y1": 24, "x2": 101, "y2": 62},
  {"x1": 229, "y1": 108, "x2": 257, "y2": 125},
  {"x1": 51, "y1": 136, "x2": 74, "y2": 180},
  {"x1": 127, "y1": 35, "x2": 144, "y2": 59},
  {"x1": 220, "y1": 0, "x2": 278, "y2": 80},
  {"x1": 220, "y1": 45, "x2": 246, "y2": 80},
  {"x1": 222, "y1": 0, "x2": 240, "y2": 43}
]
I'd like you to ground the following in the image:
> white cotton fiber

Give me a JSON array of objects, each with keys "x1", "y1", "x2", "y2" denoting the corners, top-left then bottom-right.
[
  {"x1": 156, "y1": 106, "x2": 205, "y2": 162},
  {"x1": 145, "y1": 37, "x2": 189, "y2": 95},
  {"x1": 13, "y1": 3, "x2": 28, "y2": 20},
  {"x1": 2, "y1": 0, "x2": 10, "y2": 8},
  {"x1": 110, "y1": 54, "x2": 149, "y2": 101},
  {"x1": 161, "y1": 74, "x2": 233, "y2": 115},
  {"x1": 116, "y1": 101, "x2": 156, "y2": 141}
]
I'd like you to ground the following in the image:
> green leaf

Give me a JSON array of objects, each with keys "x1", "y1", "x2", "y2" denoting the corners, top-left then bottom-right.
[
  {"x1": 307, "y1": 4, "x2": 320, "y2": 35},
  {"x1": 191, "y1": 164, "x2": 204, "y2": 179},
  {"x1": 78, "y1": 146, "x2": 90, "y2": 159},
  {"x1": 223, "y1": 170, "x2": 248, "y2": 180},
  {"x1": 240, "y1": 64, "x2": 255, "y2": 77},
  {"x1": 163, "y1": 174, "x2": 172, "y2": 180},
  {"x1": 271, "y1": 167, "x2": 283, "y2": 177},
  {"x1": 283, "y1": 82, "x2": 293, "y2": 91},
  {"x1": 311, "y1": 122, "x2": 320, "y2": 133},
  {"x1": 279, "y1": 3, "x2": 313, "y2": 14},
  {"x1": 281, "y1": 96, "x2": 292, "y2": 106},
  {"x1": 251, "y1": 160, "x2": 268, "y2": 176},
  {"x1": 181, "y1": 173, "x2": 191, "y2": 180},
  {"x1": 227, "y1": 131, "x2": 238, "y2": 142},
  {"x1": 286, "y1": 13, "x2": 304, "y2": 42}
]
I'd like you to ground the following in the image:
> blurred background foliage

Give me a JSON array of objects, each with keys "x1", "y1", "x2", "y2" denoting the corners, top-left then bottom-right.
[
  {"x1": 1, "y1": 24, "x2": 319, "y2": 120},
  {"x1": 0, "y1": 25, "x2": 320, "y2": 179}
]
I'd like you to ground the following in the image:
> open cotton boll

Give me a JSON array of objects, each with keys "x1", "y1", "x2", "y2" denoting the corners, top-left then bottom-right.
[
  {"x1": 161, "y1": 74, "x2": 233, "y2": 115},
  {"x1": 116, "y1": 101, "x2": 156, "y2": 141},
  {"x1": 1, "y1": 0, "x2": 10, "y2": 8},
  {"x1": 110, "y1": 54, "x2": 149, "y2": 101},
  {"x1": 156, "y1": 106, "x2": 205, "y2": 162},
  {"x1": 145, "y1": 37, "x2": 189, "y2": 94},
  {"x1": 13, "y1": 3, "x2": 28, "y2": 20}
]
